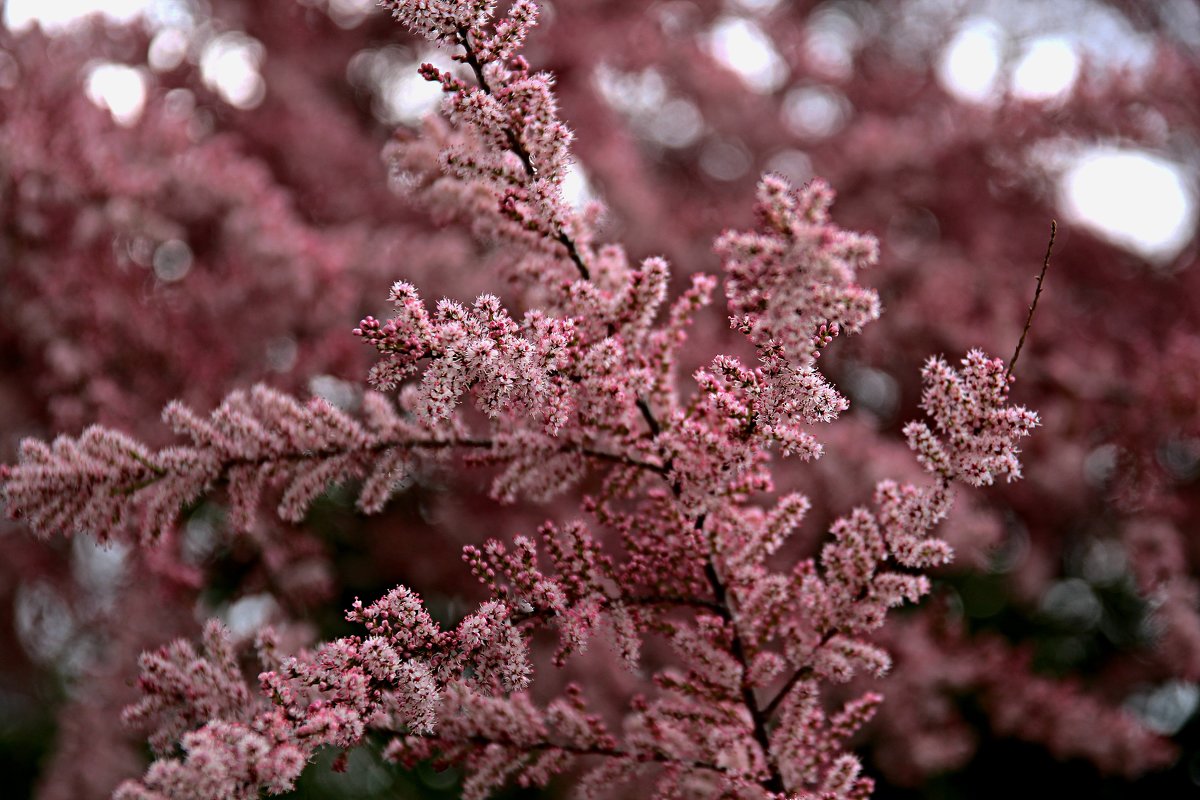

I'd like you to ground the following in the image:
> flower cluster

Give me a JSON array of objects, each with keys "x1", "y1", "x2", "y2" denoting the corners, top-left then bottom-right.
[
  {"x1": 716, "y1": 175, "x2": 880, "y2": 363},
  {"x1": 355, "y1": 282, "x2": 577, "y2": 428},
  {"x1": 383, "y1": 0, "x2": 591, "y2": 287},
  {"x1": 0, "y1": 385, "x2": 449, "y2": 541},
  {"x1": 113, "y1": 584, "x2": 533, "y2": 798},
  {"x1": 903, "y1": 351, "x2": 1040, "y2": 487}
]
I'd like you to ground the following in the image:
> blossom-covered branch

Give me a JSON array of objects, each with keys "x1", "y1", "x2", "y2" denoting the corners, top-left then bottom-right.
[
  {"x1": 0, "y1": 384, "x2": 674, "y2": 542},
  {"x1": 113, "y1": 586, "x2": 533, "y2": 800},
  {"x1": 1, "y1": 2, "x2": 1051, "y2": 799},
  {"x1": 384, "y1": 0, "x2": 594, "y2": 283}
]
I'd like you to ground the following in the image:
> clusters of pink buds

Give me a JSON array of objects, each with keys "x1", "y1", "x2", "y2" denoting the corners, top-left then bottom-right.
[
  {"x1": 110, "y1": 583, "x2": 536, "y2": 798},
  {"x1": 904, "y1": 350, "x2": 1041, "y2": 487},
  {"x1": 355, "y1": 281, "x2": 578, "y2": 429},
  {"x1": 382, "y1": 0, "x2": 592, "y2": 287},
  {"x1": 717, "y1": 174, "x2": 880, "y2": 365},
  {"x1": 0, "y1": 385, "x2": 469, "y2": 540}
]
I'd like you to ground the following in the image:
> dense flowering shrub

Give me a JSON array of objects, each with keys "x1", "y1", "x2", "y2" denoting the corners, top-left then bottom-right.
[{"x1": 1, "y1": 1, "x2": 1197, "y2": 799}]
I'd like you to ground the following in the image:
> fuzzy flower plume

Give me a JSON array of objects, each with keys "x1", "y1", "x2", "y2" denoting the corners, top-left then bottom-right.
[
  {"x1": 663, "y1": 176, "x2": 878, "y2": 512},
  {"x1": 355, "y1": 281, "x2": 577, "y2": 429},
  {"x1": 903, "y1": 350, "x2": 1040, "y2": 486},
  {"x1": 387, "y1": 683, "x2": 618, "y2": 800},
  {"x1": 463, "y1": 519, "x2": 642, "y2": 666},
  {"x1": 115, "y1": 585, "x2": 533, "y2": 798},
  {"x1": 121, "y1": 621, "x2": 255, "y2": 757},
  {"x1": 382, "y1": 0, "x2": 591, "y2": 287},
  {"x1": 0, "y1": 386, "x2": 447, "y2": 541},
  {"x1": 717, "y1": 174, "x2": 880, "y2": 363}
]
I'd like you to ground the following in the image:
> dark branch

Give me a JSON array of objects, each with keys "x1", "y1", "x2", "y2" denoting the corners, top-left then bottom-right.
[
  {"x1": 116, "y1": 437, "x2": 669, "y2": 497},
  {"x1": 635, "y1": 397, "x2": 662, "y2": 437},
  {"x1": 452, "y1": 734, "x2": 731, "y2": 777},
  {"x1": 1006, "y1": 220, "x2": 1056, "y2": 379},
  {"x1": 632, "y1": 393, "x2": 787, "y2": 792},
  {"x1": 702, "y1": 558, "x2": 787, "y2": 794}
]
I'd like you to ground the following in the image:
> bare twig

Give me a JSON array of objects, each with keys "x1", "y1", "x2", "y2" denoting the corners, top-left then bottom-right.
[{"x1": 1006, "y1": 220, "x2": 1056, "y2": 379}]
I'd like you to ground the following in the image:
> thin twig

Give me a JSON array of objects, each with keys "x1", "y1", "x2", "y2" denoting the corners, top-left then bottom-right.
[
  {"x1": 761, "y1": 629, "x2": 839, "y2": 719},
  {"x1": 453, "y1": 734, "x2": 731, "y2": 777},
  {"x1": 1006, "y1": 220, "x2": 1056, "y2": 379}
]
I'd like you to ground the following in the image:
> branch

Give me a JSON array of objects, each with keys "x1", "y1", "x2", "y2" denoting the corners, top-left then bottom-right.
[
  {"x1": 1, "y1": 386, "x2": 673, "y2": 541},
  {"x1": 455, "y1": 733, "x2": 734, "y2": 778},
  {"x1": 453, "y1": 26, "x2": 590, "y2": 280},
  {"x1": 509, "y1": 593, "x2": 723, "y2": 628},
  {"x1": 761, "y1": 633, "x2": 837, "y2": 719},
  {"x1": 1006, "y1": 220, "x2": 1056, "y2": 379},
  {"x1": 702, "y1": 555, "x2": 787, "y2": 794},
  {"x1": 631, "y1": 391, "x2": 787, "y2": 791}
]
